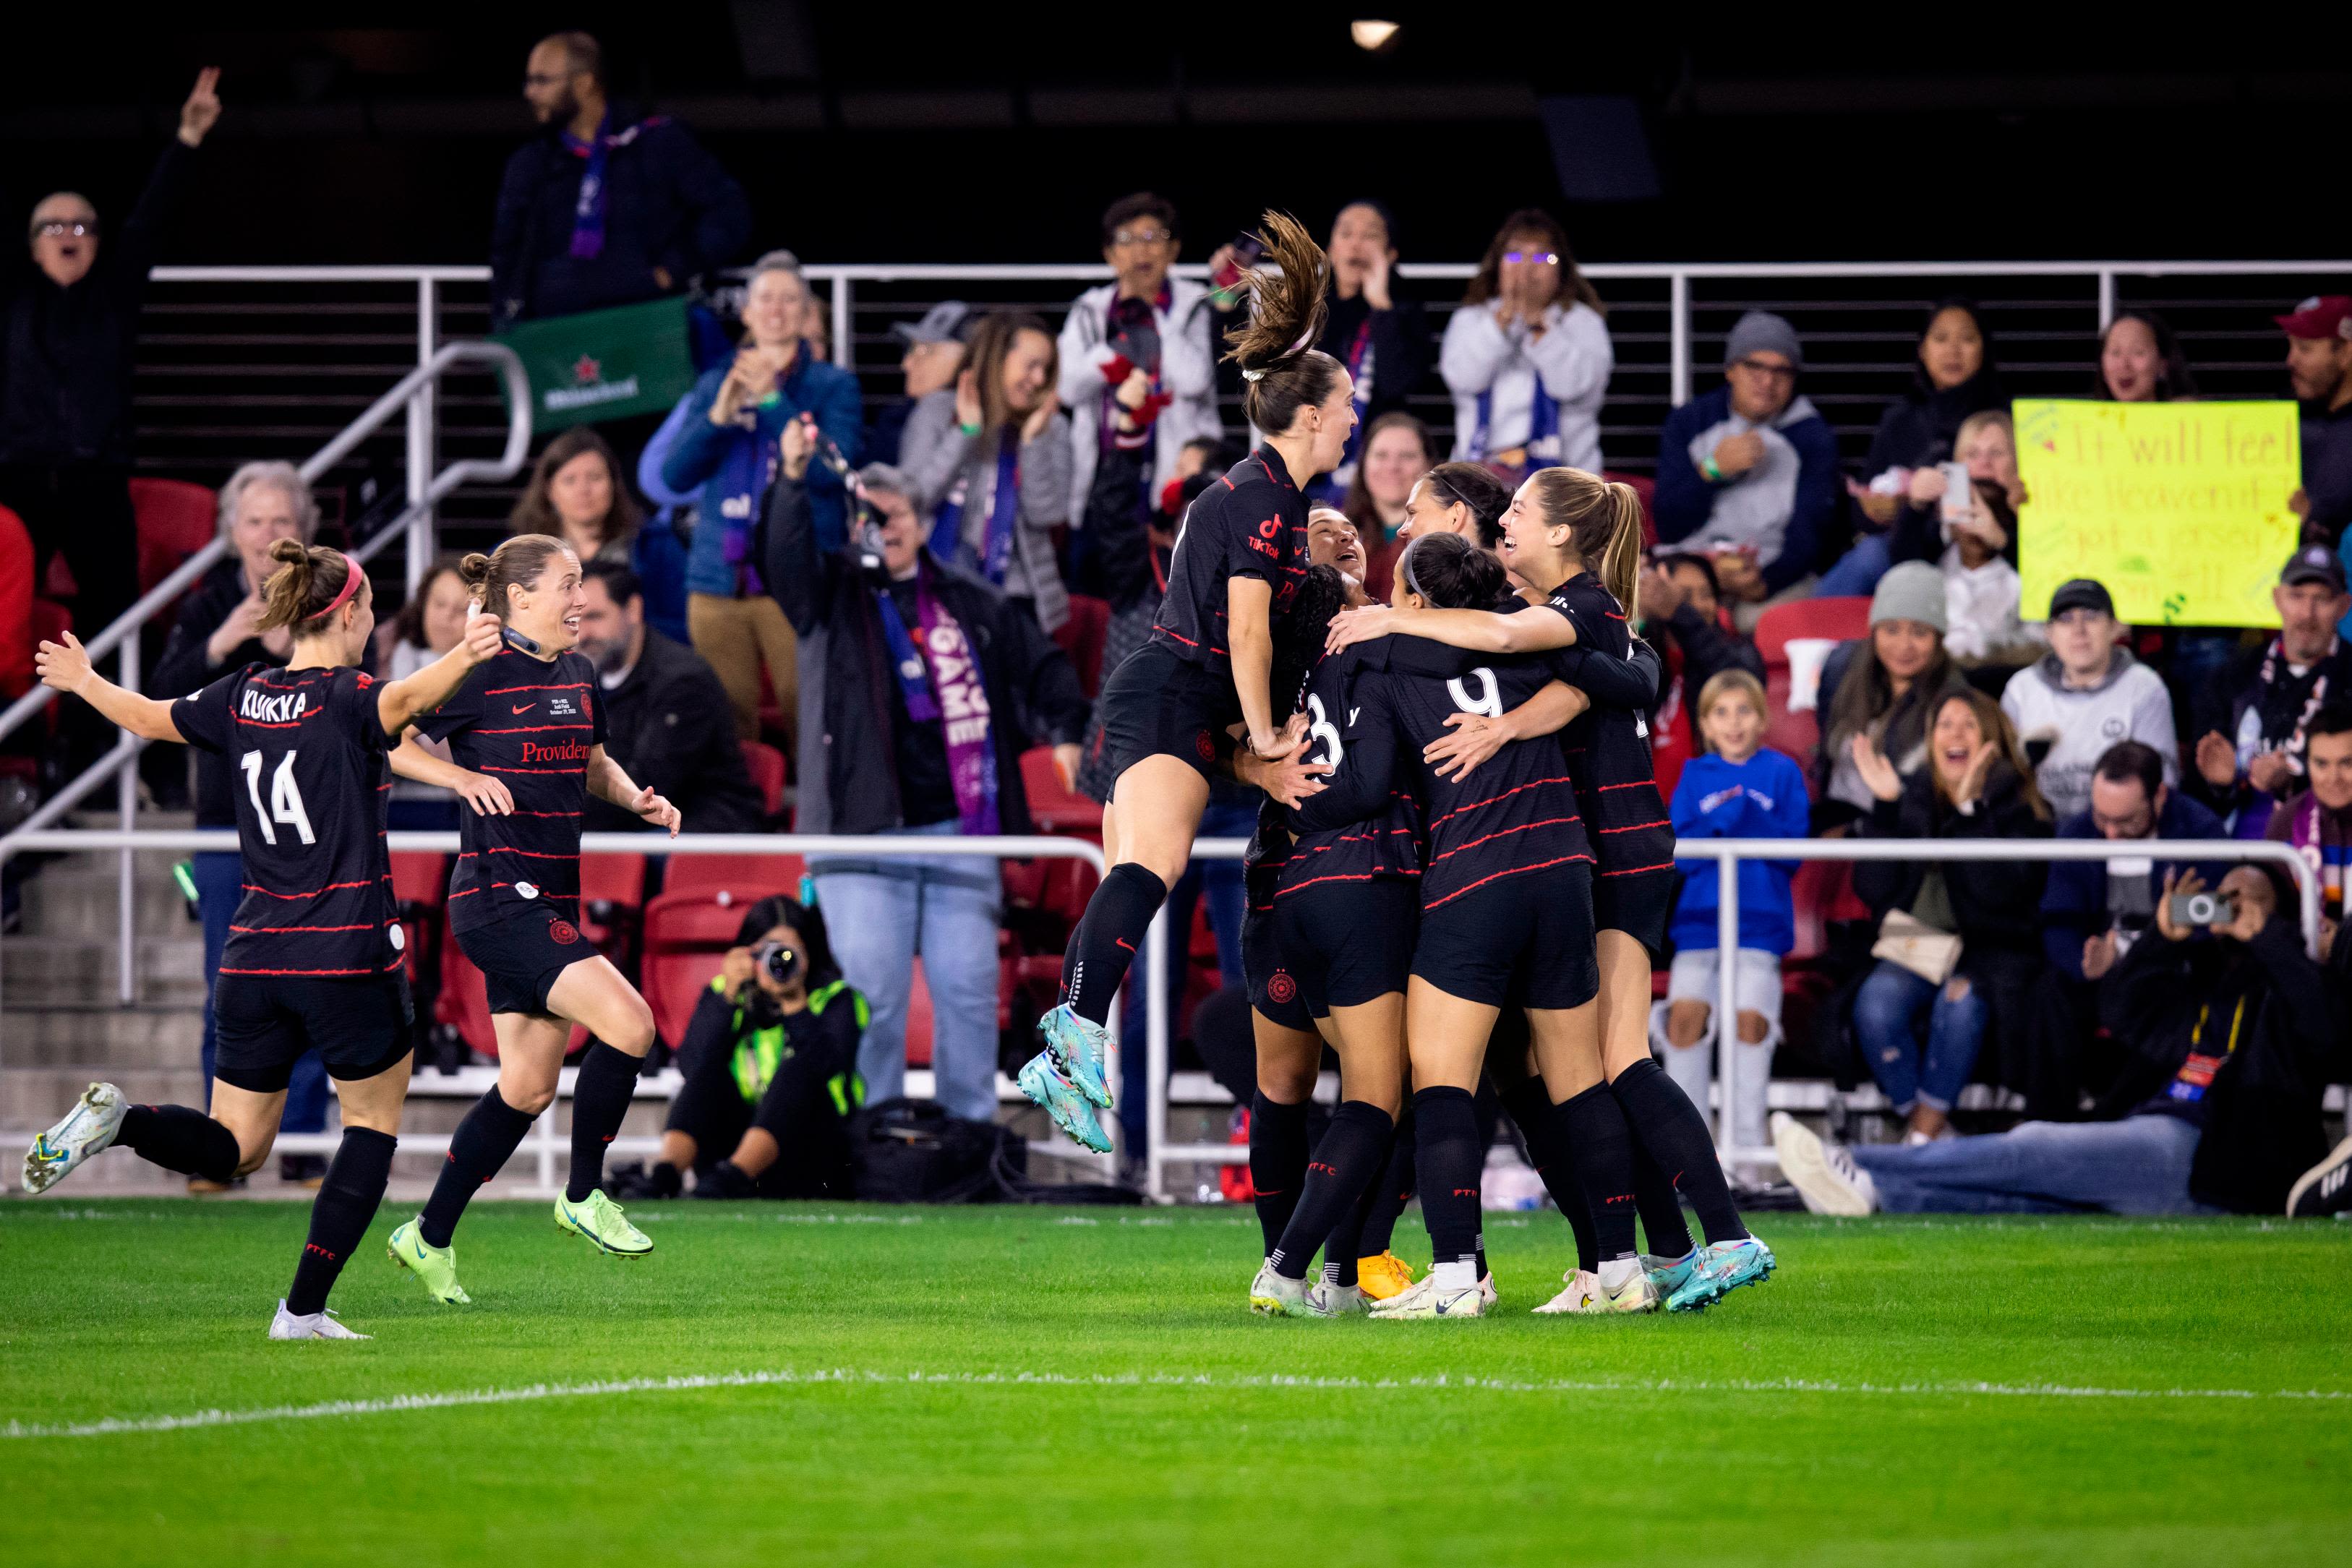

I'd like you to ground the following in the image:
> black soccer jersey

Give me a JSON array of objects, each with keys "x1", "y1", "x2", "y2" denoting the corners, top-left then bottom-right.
[
  {"x1": 174, "y1": 662, "x2": 398, "y2": 977},
  {"x1": 1149, "y1": 446, "x2": 1309, "y2": 665},
  {"x1": 1293, "y1": 639, "x2": 1591, "y2": 909},
  {"x1": 416, "y1": 645, "x2": 606, "y2": 931},
  {"x1": 1276, "y1": 650, "x2": 1423, "y2": 899},
  {"x1": 1538, "y1": 575, "x2": 1675, "y2": 881}
]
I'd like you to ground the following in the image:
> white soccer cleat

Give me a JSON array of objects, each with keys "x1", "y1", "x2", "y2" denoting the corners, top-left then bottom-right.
[
  {"x1": 268, "y1": 1301, "x2": 372, "y2": 1341},
  {"x1": 22, "y1": 1081, "x2": 127, "y2": 1194},
  {"x1": 1591, "y1": 1259, "x2": 1661, "y2": 1314},
  {"x1": 1249, "y1": 1261, "x2": 1312, "y2": 1317},
  {"x1": 1533, "y1": 1268, "x2": 1613, "y2": 1315},
  {"x1": 1369, "y1": 1271, "x2": 1486, "y2": 1320},
  {"x1": 1306, "y1": 1280, "x2": 1367, "y2": 1317},
  {"x1": 1772, "y1": 1111, "x2": 1878, "y2": 1216},
  {"x1": 1479, "y1": 1272, "x2": 1498, "y2": 1309}
]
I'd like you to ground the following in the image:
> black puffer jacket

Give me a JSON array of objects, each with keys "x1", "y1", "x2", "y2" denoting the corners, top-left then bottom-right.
[
  {"x1": 1853, "y1": 762, "x2": 2053, "y2": 953},
  {"x1": 759, "y1": 475, "x2": 1090, "y2": 836}
]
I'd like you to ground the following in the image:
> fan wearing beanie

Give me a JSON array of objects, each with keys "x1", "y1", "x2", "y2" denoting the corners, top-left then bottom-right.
[{"x1": 1813, "y1": 562, "x2": 1970, "y2": 824}]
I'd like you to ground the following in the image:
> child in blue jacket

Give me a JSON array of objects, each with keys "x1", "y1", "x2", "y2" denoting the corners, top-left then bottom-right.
[{"x1": 1652, "y1": 669, "x2": 1810, "y2": 1163}]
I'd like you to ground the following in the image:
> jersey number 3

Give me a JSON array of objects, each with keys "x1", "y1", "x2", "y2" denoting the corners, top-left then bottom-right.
[
  {"x1": 240, "y1": 750, "x2": 317, "y2": 846},
  {"x1": 1304, "y1": 693, "x2": 1345, "y2": 769}
]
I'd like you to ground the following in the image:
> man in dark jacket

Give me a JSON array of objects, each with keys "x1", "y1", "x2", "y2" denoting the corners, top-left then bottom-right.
[
  {"x1": 491, "y1": 33, "x2": 750, "y2": 326},
  {"x1": 762, "y1": 432, "x2": 1090, "y2": 1123},
  {"x1": 574, "y1": 562, "x2": 764, "y2": 836},
  {"x1": 1, "y1": 68, "x2": 221, "y2": 643},
  {"x1": 1776, "y1": 860, "x2": 2335, "y2": 1216}
]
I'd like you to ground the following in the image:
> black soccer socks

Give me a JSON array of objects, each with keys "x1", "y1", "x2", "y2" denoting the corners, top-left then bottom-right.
[
  {"x1": 1343, "y1": 1107, "x2": 1417, "y2": 1264},
  {"x1": 1412, "y1": 1086, "x2": 1482, "y2": 1272},
  {"x1": 1555, "y1": 1084, "x2": 1641, "y2": 1261},
  {"x1": 566, "y1": 1042, "x2": 643, "y2": 1203},
  {"x1": 118, "y1": 1102, "x2": 240, "y2": 1183},
  {"x1": 1501, "y1": 1076, "x2": 1599, "y2": 1274},
  {"x1": 1611, "y1": 1056, "x2": 1748, "y2": 1245},
  {"x1": 1248, "y1": 1090, "x2": 1311, "y2": 1259},
  {"x1": 1270, "y1": 1100, "x2": 1392, "y2": 1281},
  {"x1": 1631, "y1": 1135, "x2": 1698, "y2": 1260},
  {"x1": 286, "y1": 1127, "x2": 395, "y2": 1316},
  {"x1": 1059, "y1": 862, "x2": 1168, "y2": 1027},
  {"x1": 418, "y1": 1085, "x2": 536, "y2": 1248}
]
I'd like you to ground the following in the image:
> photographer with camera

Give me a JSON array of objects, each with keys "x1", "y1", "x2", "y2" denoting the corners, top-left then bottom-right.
[
  {"x1": 762, "y1": 415, "x2": 1090, "y2": 1124},
  {"x1": 610, "y1": 896, "x2": 868, "y2": 1199},
  {"x1": 1776, "y1": 857, "x2": 2338, "y2": 1217}
]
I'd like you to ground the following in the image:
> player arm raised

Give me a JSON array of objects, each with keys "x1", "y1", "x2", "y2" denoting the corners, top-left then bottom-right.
[
  {"x1": 586, "y1": 746, "x2": 682, "y2": 837},
  {"x1": 35, "y1": 633, "x2": 186, "y2": 742},
  {"x1": 375, "y1": 607, "x2": 504, "y2": 736}
]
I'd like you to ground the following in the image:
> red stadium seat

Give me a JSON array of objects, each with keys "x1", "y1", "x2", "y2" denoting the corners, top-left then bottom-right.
[
  {"x1": 1754, "y1": 596, "x2": 1872, "y2": 671},
  {"x1": 389, "y1": 852, "x2": 448, "y2": 911},
  {"x1": 1054, "y1": 594, "x2": 1111, "y2": 696},
  {"x1": 578, "y1": 852, "x2": 650, "y2": 977},
  {"x1": 641, "y1": 886, "x2": 785, "y2": 1046},
  {"x1": 1602, "y1": 470, "x2": 1659, "y2": 549},
  {"x1": 0, "y1": 507, "x2": 32, "y2": 700},
  {"x1": 659, "y1": 852, "x2": 804, "y2": 900},
  {"x1": 740, "y1": 740, "x2": 786, "y2": 819},
  {"x1": 127, "y1": 478, "x2": 216, "y2": 598},
  {"x1": 1019, "y1": 745, "x2": 1103, "y2": 834}
]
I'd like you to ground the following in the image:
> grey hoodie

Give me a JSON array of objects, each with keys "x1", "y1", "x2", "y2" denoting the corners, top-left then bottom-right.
[{"x1": 1998, "y1": 648, "x2": 2178, "y2": 820}]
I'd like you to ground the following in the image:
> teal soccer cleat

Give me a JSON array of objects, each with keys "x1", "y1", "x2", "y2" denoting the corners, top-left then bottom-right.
[
  {"x1": 1040, "y1": 1003, "x2": 1113, "y2": 1108},
  {"x1": 1017, "y1": 1051, "x2": 1111, "y2": 1153},
  {"x1": 1665, "y1": 1235, "x2": 1776, "y2": 1313}
]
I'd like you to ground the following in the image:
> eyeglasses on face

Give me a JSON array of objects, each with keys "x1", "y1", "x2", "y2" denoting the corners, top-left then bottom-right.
[
  {"x1": 33, "y1": 220, "x2": 94, "y2": 239},
  {"x1": 1732, "y1": 357, "x2": 1796, "y2": 380},
  {"x1": 1502, "y1": 250, "x2": 1559, "y2": 265},
  {"x1": 1111, "y1": 228, "x2": 1173, "y2": 249}
]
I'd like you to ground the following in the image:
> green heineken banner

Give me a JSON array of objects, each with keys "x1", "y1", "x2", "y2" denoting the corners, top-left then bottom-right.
[{"x1": 495, "y1": 295, "x2": 698, "y2": 431}]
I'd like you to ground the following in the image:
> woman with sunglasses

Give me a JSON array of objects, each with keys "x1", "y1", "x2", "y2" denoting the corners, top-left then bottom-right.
[{"x1": 1439, "y1": 210, "x2": 1613, "y2": 484}]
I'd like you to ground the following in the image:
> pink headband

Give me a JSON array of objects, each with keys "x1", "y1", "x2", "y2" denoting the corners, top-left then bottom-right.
[{"x1": 312, "y1": 555, "x2": 364, "y2": 621}]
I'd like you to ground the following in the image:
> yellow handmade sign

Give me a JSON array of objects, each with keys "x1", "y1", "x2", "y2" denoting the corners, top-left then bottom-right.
[{"x1": 2014, "y1": 398, "x2": 2302, "y2": 627}]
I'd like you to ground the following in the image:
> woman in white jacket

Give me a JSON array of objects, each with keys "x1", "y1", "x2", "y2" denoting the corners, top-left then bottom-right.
[{"x1": 1440, "y1": 209, "x2": 1613, "y2": 479}]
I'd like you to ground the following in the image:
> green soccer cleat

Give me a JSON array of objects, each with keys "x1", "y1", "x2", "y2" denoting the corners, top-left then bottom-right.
[
  {"x1": 1040, "y1": 1003, "x2": 1113, "y2": 1108},
  {"x1": 22, "y1": 1081, "x2": 127, "y2": 1194},
  {"x1": 1016, "y1": 1051, "x2": 1112, "y2": 1153},
  {"x1": 1666, "y1": 1235, "x2": 1776, "y2": 1313},
  {"x1": 386, "y1": 1219, "x2": 472, "y2": 1305},
  {"x1": 1249, "y1": 1261, "x2": 1312, "y2": 1317},
  {"x1": 555, "y1": 1188, "x2": 653, "y2": 1256}
]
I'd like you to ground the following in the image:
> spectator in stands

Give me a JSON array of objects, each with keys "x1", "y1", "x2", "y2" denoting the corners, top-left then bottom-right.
[
  {"x1": 2265, "y1": 703, "x2": 2352, "y2": 929},
  {"x1": 573, "y1": 562, "x2": 764, "y2": 837},
  {"x1": 899, "y1": 312, "x2": 1074, "y2": 632},
  {"x1": 1879, "y1": 413, "x2": 2036, "y2": 666},
  {"x1": 868, "y1": 301, "x2": 972, "y2": 467},
  {"x1": 382, "y1": 558, "x2": 473, "y2": 830},
  {"x1": 1341, "y1": 411, "x2": 1434, "y2": 591},
  {"x1": 2001, "y1": 578, "x2": 2176, "y2": 820},
  {"x1": 1439, "y1": 209, "x2": 1611, "y2": 480},
  {"x1": 1, "y1": 69, "x2": 221, "y2": 672},
  {"x1": 2277, "y1": 295, "x2": 2352, "y2": 549},
  {"x1": 1316, "y1": 200, "x2": 1431, "y2": 496},
  {"x1": 610, "y1": 896, "x2": 866, "y2": 1199},
  {"x1": 2191, "y1": 547, "x2": 2352, "y2": 835},
  {"x1": 1636, "y1": 550, "x2": 1766, "y2": 795},
  {"x1": 1779, "y1": 857, "x2": 2335, "y2": 1216},
  {"x1": 2094, "y1": 309, "x2": 2196, "y2": 403},
  {"x1": 1057, "y1": 193, "x2": 1223, "y2": 525},
  {"x1": 1654, "y1": 311, "x2": 1838, "y2": 614},
  {"x1": 151, "y1": 460, "x2": 325, "y2": 1187},
  {"x1": 1829, "y1": 301, "x2": 2006, "y2": 597},
  {"x1": 1887, "y1": 408, "x2": 2024, "y2": 566},
  {"x1": 1816, "y1": 562, "x2": 1969, "y2": 827},
  {"x1": 1654, "y1": 670, "x2": 1810, "y2": 1164},
  {"x1": 490, "y1": 32, "x2": 750, "y2": 326},
  {"x1": 1847, "y1": 688, "x2": 2053, "y2": 1140},
  {"x1": 764, "y1": 421, "x2": 1090, "y2": 1124},
  {"x1": 508, "y1": 427, "x2": 641, "y2": 565},
  {"x1": 664, "y1": 251, "x2": 862, "y2": 744}
]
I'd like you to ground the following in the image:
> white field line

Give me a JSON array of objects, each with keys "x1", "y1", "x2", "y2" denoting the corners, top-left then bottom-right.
[{"x1": 5, "y1": 1366, "x2": 2346, "y2": 1440}]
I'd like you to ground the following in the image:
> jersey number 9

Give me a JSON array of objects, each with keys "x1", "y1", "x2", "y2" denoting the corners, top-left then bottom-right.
[
  {"x1": 1446, "y1": 667, "x2": 1502, "y2": 718},
  {"x1": 240, "y1": 750, "x2": 317, "y2": 847}
]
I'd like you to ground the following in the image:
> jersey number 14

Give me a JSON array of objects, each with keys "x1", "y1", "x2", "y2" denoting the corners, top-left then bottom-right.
[{"x1": 240, "y1": 750, "x2": 317, "y2": 846}]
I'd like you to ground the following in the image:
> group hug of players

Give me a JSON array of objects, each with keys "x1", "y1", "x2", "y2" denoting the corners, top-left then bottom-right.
[{"x1": 1017, "y1": 214, "x2": 1774, "y2": 1317}]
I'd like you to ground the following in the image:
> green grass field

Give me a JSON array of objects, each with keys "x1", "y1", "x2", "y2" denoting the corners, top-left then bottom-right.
[{"x1": 3, "y1": 1199, "x2": 2346, "y2": 1566}]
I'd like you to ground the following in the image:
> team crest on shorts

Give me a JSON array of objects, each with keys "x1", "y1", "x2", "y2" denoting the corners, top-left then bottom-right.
[
  {"x1": 549, "y1": 919, "x2": 580, "y2": 946},
  {"x1": 1265, "y1": 970, "x2": 1297, "y2": 1004},
  {"x1": 1194, "y1": 731, "x2": 1216, "y2": 763}
]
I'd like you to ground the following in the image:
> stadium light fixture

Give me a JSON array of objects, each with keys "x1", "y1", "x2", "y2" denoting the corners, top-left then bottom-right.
[{"x1": 1351, "y1": 20, "x2": 1401, "y2": 52}]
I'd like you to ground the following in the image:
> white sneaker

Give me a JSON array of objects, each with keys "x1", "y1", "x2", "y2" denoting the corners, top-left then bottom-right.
[
  {"x1": 22, "y1": 1081, "x2": 127, "y2": 1194},
  {"x1": 1369, "y1": 1271, "x2": 1486, "y2": 1319},
  {"x1": 1594, "y1": 1258, "x2": 1660, "y2": 1314},
  {"x1": 268, "y1": 1301, "x2": 372, "y2": 1341},
  {"x1": 1772, "y1": 1112, "x2": 1878, "y2": 1216},
  {"x1": 1479, "y1": 1272, "x2": 1499, "y2": 1309},
  {"x1": 1249, "y1": 1261, "x2": 1312, "y2": 1317},
  {"x1": 1306, "y1": 1280, "x2": 1367, "y2": 1316},
  {"x1": 1533, "y1": 1268, "x2": 1612, "y2": 1315}
]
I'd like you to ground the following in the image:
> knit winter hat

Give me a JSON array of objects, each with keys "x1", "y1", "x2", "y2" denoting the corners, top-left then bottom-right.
[
  {"x1": 1724, "y1": 310, "x2": 1803, "y2": 372},
  {"x1": 1869, "y1": 560, "x2": 1948, "y2": 634}
]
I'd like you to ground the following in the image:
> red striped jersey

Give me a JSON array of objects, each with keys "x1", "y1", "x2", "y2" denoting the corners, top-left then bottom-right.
[
  {"x1": 1292, "y1": 639, "x2": 1591, "y2": 910},
  {"x1": 173, "y1": 662, "x2": 398, "y2": 977},
  {"x1": 416, "y1": 645, "x2": 605, "y2": 930},
  {"x1": 1150, "y1": 446, "x2": 1309, "y2": 666},
  {"x1": 1275, "y1": 648, "x2": 1423, "y2": 899},
  {"x1": 1538, "y1": 575, "x2": 1675, "y2": 880}
]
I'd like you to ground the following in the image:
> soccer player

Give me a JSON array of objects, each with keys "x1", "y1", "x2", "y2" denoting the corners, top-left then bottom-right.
[
  {"x1": 383, "y1": 534, "x2": 680, "y2": 1304},
  {"x1": 1331, "y1": 470, "x2": 1775, "y2": 1313},
  {"x1": 1019, "y1": 212, "x2": 1348, "y2": 1152},
  {"x1": 20, "y1": 539, "x2": 503, "y2": 1339}
]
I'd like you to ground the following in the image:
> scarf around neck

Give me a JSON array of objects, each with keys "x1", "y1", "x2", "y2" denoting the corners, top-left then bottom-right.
[{"x1": 873, "y1": 566, "x2": 1000, "y2": 836}]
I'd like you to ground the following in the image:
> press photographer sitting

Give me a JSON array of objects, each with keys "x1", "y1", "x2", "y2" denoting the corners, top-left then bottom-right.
[
  {"x1": 609, "y1": 896, "x2": 868, "y2": 1200},
  {"x1": 1777, "y1": 860, "x2": 2338, "y2": 1217}
]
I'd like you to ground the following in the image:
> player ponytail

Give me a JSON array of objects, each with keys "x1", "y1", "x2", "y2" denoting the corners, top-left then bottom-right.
[
  {"x1": 1521, "y1": 466, "x2": 1643, "y2": 612},
  {"x1": 1400, "y1": 531, "x2": 1508, "y2": 611},
  {"x1": 461, "y1": 533, "x2": 572, "y2": 617},
  {"x1": 1269, "y1": 565, "x2": 1350, "y2": 715},
  {"x1": 256, "y1": 539, "x2": 365, "y2": 636},
  {"x1": 1221, "y1": 210, "x2": 1340, "y2": 435}
]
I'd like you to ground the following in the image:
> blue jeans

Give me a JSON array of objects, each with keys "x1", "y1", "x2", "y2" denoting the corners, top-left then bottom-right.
[
  {"x1": 810, "y1": 821, "x2": 1002, "y2": 1124},
  {"x1": 1852, "y1": 1113, "x2": 2216, "y2": 1214},
  {"x1": 1116, "y1": 794, "x2": 1253, "y2": 1146},
  {"x1": 193, "y1": 850, "x2": 328, "y2": 1131},
  {"x1": 1851, "y1": 959, "x2": 1985, "y2": 1115},
  {"x1": 1816, "y1": 532, "x2": 1893, "y2": 599}
]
